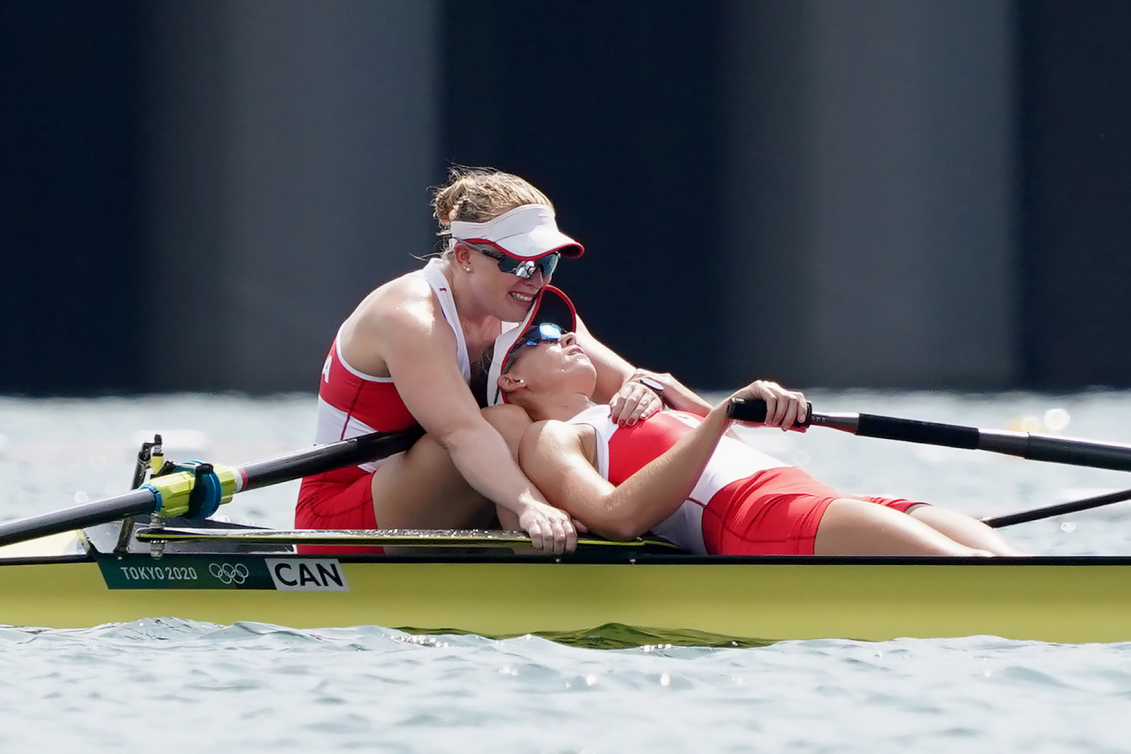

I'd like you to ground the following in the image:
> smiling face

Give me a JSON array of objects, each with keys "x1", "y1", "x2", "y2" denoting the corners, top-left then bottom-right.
[
  {"x1": 458, "y1": 241, "x2": 553, "y2": 321},
  {"x1": 445, "y1": 196, "x2": 582, "y2": 325}
]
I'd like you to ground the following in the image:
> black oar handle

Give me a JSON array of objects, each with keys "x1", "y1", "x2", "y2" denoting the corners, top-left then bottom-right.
[
  {"x1": 729, "y1": 398, "x2": 1131, "y2": 474},
  {"x1": 728, "y1": 398, "x2": 980, "y2": 448},
  {"x1": 727, "y1": 397, "x2": 813, "y2": 426}
]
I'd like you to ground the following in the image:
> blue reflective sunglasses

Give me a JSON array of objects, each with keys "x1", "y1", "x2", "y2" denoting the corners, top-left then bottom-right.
[
  {"x1": 468, "y1": 243, "x2": 560, "y2": 280},
  {"x1": 503, "y1": 323, "x2": 566, "y2": 372}
]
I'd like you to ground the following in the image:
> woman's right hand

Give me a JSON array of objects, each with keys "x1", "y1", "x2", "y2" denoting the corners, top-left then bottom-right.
[
  {"x1": 727, "y1": 380, "x2": 808, "y2": 430},
  {"x1": 517, "y1": 502, "x2": 581, "y2": 555}
]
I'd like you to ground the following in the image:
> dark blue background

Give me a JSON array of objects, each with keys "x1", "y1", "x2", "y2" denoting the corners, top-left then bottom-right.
[{"x1": 2, "y1": 0, "x2": 1129, "y2": 394}]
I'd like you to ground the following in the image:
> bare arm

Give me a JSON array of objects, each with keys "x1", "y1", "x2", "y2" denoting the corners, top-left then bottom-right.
[
  {"x1": 519, "y1": 408, "x2": 731, "y2": 541},
  {"x1": 573, "y1": 314, "x2": 711, "y2": 423},
  {"x1": 518, "y1": 380, "x2": 808, "y2": 541},
  {"x1": 572, "y1": 315, "x2": 635, "y2": 403},
  {"x1": 345, "y1": 280, "x2": 576, "y2": 552},
  {"x1": 625, "y1": 368, "x2": 714, "y2": 416}
]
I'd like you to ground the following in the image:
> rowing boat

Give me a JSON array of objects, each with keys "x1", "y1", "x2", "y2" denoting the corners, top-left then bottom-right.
[
  {"x1": 6, "y1": 515, "x2": 1131, "y2": 646},
  {"x1": 4, "y1": 400, "x2": 1131, "y2": 647},
  {"x1": 3, "y1": 517, "x2": 1131, "y2": 646}
]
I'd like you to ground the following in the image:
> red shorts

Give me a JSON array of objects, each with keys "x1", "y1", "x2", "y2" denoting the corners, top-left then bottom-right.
[
  {"x1": 295, "y1": 470, "x2": 384, "y2": 555},
  {"x1": 701, "y1": 466, "x2": 923, "y2": 556}
]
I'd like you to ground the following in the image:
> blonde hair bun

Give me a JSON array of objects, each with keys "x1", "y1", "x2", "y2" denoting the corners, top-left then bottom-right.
[{"x1": 431, "y1": 166, "x2": 554, "y2": 236}]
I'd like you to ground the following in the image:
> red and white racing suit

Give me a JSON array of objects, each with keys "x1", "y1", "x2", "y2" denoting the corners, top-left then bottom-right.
[
  {"x1": 294, "y1": 260, "x2": 478, "y2": 551},
  {"x1": 568, "y1": 405, "x2": 924, "y2": 555}
]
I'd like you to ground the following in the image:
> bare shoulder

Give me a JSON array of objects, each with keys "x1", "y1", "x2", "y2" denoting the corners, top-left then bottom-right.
[
  {"x1": 521, "y1": 420, "x2": 594, "y2": 463},
  {"x1": 340, "y1": 269, "x2": 451, "y2": 374},
  {"x1": 347, "y1": 270, "x2": 457, "y2": 350},
  {"x1": 525, "y1": 419, "x2": 583, "y2": 444},
  {"x1": 519, "y1": 420, "x2": 602, "y2": 499},
  {"x1": 353, "y1": 271, "x2": 437, "y2": 332}
]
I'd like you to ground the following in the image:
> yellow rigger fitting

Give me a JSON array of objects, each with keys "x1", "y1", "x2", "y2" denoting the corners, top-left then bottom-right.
[{"x1": 145, "y1": 463, "x2": 241, "y2": 519}]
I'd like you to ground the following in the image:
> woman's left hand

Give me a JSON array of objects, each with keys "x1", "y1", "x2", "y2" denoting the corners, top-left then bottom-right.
[{"x1": 608, "y1": 378, "x2": 663, "y2": 427}]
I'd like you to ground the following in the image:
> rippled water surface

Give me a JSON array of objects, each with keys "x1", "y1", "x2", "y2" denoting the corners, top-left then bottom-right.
[{"x1": 3, "y1": 390, "x2": 1131, "y2": 752}]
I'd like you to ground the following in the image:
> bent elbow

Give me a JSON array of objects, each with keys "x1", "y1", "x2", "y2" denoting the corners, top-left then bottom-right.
[
  {"x1": 434, "y1": 423, "x2": 481, "y2": 454},
  {"x1": 597, "y1": 517, "x2": 648, "y2": 542}
]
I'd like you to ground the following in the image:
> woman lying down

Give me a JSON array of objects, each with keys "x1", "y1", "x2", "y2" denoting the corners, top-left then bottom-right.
[{"x1": 487, "y1": 300, "x2": 1023, "y2": 557}]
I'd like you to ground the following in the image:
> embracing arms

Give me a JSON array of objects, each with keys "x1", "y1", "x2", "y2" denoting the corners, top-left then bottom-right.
[
  {"x1": 338, "y1": 279, "x2": 684, "y2": 551},
  {"x1": 519, "y1": 408, "x2": 729, "y2": 540},
  {"x1": 573, "y1": 315, "x2": 713, "y2": 423},
  {"x1": 344, "y1": 281, "x2": 577, "y2": 552},
  {"x1": 518, "y1": 381, "x2": 808, "y2": 541}
]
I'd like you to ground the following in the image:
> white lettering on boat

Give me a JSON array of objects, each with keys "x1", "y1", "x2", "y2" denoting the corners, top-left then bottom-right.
[
  {"x1": 117, "y1": 565, "x2": 200, "y2": 582},
  {"x1": 264, "y1": 558, "x2": 349, "y2": 592}
]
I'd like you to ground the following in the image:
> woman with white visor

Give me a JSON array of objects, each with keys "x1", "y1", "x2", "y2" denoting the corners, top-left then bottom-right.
[{"x1": 295, "y1": 167, "x2": 708, "y2": 554}]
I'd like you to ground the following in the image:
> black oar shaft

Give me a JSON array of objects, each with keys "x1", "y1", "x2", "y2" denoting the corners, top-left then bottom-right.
[
  {"x1": 0, "y1": 427, "x2": 425, "y2": 549},
  {"x1": 0, "y1": 488, "x2": 157, "y2": 547},
  {"x1": 727, "y1": 398, "x2": 1131, "y2": 473},
  {"x1": 852, "y1": 414, "x2": 980, "y2": 449},
  {"x1": 984, "y1": 488, "x2": 1131, "y2": 528},
  {"x1": 240, "y1": 427, "x2": 424, "y2": 491},
  {"x1": 982, "y1": 432, "x2": 1131, "y2": 472}
]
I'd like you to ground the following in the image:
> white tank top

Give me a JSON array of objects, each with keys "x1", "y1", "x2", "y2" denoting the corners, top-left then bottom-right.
[{"x1": 311, "y1": 259, "x2": 473, "y2": 471}]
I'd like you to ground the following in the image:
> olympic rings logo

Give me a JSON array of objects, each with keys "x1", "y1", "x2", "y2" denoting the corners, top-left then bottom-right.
[{"x1": 209, "y1": 562, "x2": 250, "y2": 585}]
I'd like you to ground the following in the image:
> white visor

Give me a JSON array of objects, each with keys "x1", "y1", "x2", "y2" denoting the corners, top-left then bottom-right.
[{"x1": 450, "y1": 204, "x2": 583, "y2": 259}]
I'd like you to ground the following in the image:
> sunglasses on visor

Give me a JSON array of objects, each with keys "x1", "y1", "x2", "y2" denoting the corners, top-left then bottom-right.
[
  {"x1": 502, "y1": 323, "x2": 566, "y2": 372},
  {"x1": 466, "y1": 243, "x2": 560, "y2": 280}
]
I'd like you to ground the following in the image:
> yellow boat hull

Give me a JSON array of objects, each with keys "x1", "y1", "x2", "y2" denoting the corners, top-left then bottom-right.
[{"x1": 3, "y1": 553, "x2": 1130, "y2": 645}]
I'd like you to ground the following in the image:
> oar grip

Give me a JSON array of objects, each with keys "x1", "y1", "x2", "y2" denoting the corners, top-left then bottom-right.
[{"x1": 726, "y1": 398, "x2": 812, "y2": 427}]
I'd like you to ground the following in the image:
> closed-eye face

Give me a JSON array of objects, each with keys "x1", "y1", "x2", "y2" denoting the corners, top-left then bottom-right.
[
  {"x1": 503, "y1": 323, "x2": 567, "y2": 373},
  {"x1": 502, "y1": 324, "x2": 594, "y2": 395}
]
